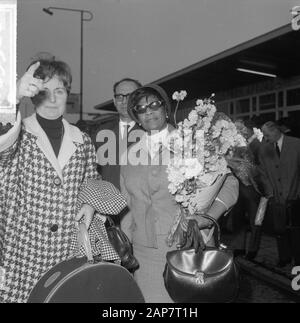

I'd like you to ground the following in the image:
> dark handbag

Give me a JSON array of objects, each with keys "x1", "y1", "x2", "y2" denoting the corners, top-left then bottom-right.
[
  {"x1": 163, "y1": 215, "x2": 239, "y2": 303},
  {"x1": 105, "y1": 216, "x2": 139, "y2": 272}
]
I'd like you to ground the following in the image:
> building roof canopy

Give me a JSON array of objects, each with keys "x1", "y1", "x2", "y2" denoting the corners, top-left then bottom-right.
[{"x1": 95, "y1": 24, "x2": 300, "y2": 113}]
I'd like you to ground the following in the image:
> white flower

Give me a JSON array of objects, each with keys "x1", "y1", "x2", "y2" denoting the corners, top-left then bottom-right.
[
  {"x1": 196, "y1": 99, "x2": 203, "y2": 106},
  {"x1": 167, "y1": 93, "x2": 248, "y2": 218},
  {"x1": 188, "y1": 110, "x2": 198, "y2": 125},
  {"x1": 183, "y1": 158, "x2": 203, "y2": 179},
  {"x1": 172, "y1": 90, "x2": 187, "y2": 101}
]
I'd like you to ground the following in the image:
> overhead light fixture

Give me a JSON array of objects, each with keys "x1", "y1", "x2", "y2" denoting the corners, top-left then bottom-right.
[
  {"x1": 239, "y1": 59, "x2": 276, "y2": 70},
  {"x1": 236, "y1": 68, "x2": 277, "y2": 78}
]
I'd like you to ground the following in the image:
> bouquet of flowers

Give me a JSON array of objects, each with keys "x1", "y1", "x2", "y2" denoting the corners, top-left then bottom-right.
[{"x1": 166, "y1": 91, "x2": 247, "y2": 246}]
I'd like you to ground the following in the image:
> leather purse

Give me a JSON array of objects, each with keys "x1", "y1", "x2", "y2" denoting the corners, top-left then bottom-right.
[
  {"x1": 163, "y1": 215, "x2": 239, "y2": 303},
  {"x1": 105, "y1": 216, "x2": 139, "y2": 272}
]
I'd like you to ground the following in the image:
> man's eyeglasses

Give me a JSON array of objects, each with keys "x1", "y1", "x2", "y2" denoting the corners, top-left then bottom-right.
[
  {"x1": 114, "y1": 93, "x2": 131, "y2": 101},
  {"x1": 133, "y1": 100, "x2": 164, "y2": 114}
]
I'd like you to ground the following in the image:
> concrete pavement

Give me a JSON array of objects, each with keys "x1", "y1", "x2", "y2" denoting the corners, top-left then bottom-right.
[{"x1": 221, "y1": 232, "x2": 300, "y2": 299}]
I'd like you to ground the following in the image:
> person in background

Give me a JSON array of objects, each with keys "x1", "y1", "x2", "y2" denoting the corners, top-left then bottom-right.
[
  {"x1": 277, "y1": 117, "x2": 299, "y2": 138},
  {"x1": 0, "y1": 59, "x2": 125, "y2": 302},
  {"x1": 228, "y1": 119, "x2": 263, "y2": 260},
  {"x1": 120, "y1": 84, "x2": 239, "y2": 302},
  {"x1": 93, "y1": 78, "x2": 142, "y2": 190},
  {"x1": 259, "y1": 121, "x2": 300, "y2": 267},
  {"x1": 92, "y1": 78, "x2": 142, "y2": 224}
]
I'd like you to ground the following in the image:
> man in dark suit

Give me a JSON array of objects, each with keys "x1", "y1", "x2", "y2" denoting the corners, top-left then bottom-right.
[
  {"x1": 259, "y1": 121, "x2": 300, "y2": 267},
  {"x1": 93, "y1": 78, "x2": 142, "y2": 223}
]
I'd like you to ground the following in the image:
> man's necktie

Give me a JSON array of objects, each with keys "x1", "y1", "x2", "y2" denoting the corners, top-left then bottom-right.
[
  {"x1": 121, "y1": 124, "x2": 130, "y2": 139},
  {"x1": 275, "y1": 142, "x2": 281, "y2": 158}
]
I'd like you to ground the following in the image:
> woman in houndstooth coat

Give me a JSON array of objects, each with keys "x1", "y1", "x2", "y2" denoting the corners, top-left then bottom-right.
[{"x1": 0, "y1": 60, "x2": 126, "y2": 303}]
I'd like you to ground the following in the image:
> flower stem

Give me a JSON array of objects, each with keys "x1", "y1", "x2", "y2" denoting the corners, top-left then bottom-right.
[{"x1": 174, "y1": 101, "x2": 179, "y2": 128}]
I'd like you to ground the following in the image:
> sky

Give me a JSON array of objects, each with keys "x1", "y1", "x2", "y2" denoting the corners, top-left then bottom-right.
[{"x1": 17, "y1": 0, "x2": 299, "y2": 122}]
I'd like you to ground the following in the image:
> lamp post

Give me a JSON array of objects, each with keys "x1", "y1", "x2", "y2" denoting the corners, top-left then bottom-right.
[{"x1": 43, "y1": 7, "x2": 93, "y2": 121}]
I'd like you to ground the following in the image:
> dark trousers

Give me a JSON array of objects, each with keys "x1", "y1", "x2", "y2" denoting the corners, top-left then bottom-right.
[
  {"x1": 276, "y1": 228, "x2": 300, "y2": 265},
  {"x1": 270, "y1": 199, "x2": 300, "y2": 265},
  {"x1": 230, "y1": 183, "x2": 261, "y2": 253}
]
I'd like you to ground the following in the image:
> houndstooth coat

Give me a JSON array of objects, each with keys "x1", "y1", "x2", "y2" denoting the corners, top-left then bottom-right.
[{"x1": 0, "y1": 113, "x2": 125, "y2": 303}]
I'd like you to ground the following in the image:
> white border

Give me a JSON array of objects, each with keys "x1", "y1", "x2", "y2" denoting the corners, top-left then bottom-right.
[{"x1": 0, "y1": 1, "x2": 16, "y2": 124}]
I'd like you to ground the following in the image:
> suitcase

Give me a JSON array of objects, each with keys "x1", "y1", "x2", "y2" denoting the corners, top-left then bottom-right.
[{"x1": 27, "y1": 223, "x2": 145, "y2": 303}]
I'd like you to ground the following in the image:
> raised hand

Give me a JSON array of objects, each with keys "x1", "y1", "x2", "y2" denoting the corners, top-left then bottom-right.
[{"x1": 16, "y1": 61, "x2": 44, "y2": 103}]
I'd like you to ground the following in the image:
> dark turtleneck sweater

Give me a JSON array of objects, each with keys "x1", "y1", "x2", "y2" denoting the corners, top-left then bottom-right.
[{"x1": 36, "y1": 113, "x2": 64, "y2": 157}]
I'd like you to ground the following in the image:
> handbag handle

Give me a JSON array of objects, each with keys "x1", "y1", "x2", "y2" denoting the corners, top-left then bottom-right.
[
  {"x1": 201, "y1": 214, "x2": 221, "y2": 248},
  {"x1": 106, "y1": 215, "x2": 132, "y2": 245},
  {"x1": 106, "y1": 215, "x2": 115, "y2": 227},
  {"x1": 77, "y1": 222, "x2": 94, "y2": 263}
]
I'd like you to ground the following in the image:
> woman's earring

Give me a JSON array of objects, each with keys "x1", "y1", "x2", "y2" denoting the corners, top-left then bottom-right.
[{"x1": 166, "y1": 114, "x2": 169, "y2": 119}]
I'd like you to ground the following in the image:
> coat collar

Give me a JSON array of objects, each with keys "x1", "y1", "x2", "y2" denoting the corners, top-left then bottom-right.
[
  {"x1": 139, "y1": 123, "x2": 175, "y2": 162},
  {"x1": 23, "y1": 113, "x2": 84, "y2": 181}
]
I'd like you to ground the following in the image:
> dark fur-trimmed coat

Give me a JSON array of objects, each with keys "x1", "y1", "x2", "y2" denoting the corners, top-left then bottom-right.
[{"x1": 0, "y1": 113, "x2": 125, "y2": 303}]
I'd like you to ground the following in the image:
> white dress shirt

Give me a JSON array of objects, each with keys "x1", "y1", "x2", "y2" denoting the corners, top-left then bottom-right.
[
  {"x1": 145, "y1": 126, "x2": 169, "y2": 159},
  {"x1": 119, "y1": 120, "x2": 136, "y2": 139},
  {"x1": 276, "y1": 134, "x2": 284, "y2": 152}
]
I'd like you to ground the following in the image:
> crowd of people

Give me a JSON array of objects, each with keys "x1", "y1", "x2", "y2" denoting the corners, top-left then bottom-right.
[
  {"x1": 226, "y1": 118, "x2": 300, "y2": 268},
  {"x1": 0, "y1": 57, "x2": 299, "y2": 303}
]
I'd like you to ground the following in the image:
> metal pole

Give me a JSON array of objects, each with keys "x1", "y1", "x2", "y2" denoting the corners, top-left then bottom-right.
[
  {"x1": 80, "y1": 10, "x2": 83, "y2": 121},
  {"x1": 43, "y1": 7, "x2": 93, "y2": 121}
]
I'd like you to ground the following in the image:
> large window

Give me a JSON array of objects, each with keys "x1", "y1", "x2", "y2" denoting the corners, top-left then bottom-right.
[
  {"x1": 236, "y1": 98, "x2": 250, "y2": 114},
  {"x1": 216, "y1": 102, "x2": 230, "y2": 115},
  {"x1": 278, "y1": 91, "x2": 284, "y2": 107},
  {"x1": 259, "y1": 93, "x2": 276, "y2": 111},
  {"x1": 286, "y1": 87, "x2": 300, "y2": 107},
  {"x1": 217, "y1": 83, "x2": 300, "y2": 121}
]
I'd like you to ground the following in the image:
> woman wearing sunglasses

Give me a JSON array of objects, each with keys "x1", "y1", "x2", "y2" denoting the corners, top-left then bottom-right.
[{"x1": 120, "y1": 84, "x2": 239, "y2": 302}]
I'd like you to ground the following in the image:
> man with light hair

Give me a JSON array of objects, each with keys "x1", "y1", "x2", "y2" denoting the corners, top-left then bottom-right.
[{"x1": 259, "y1": 120, "x2": 300, "y2": 267}]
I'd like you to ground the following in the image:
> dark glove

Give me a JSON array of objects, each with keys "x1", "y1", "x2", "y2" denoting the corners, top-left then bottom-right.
[
  {"x1": 176, "y1": 226, "x2": 188, "y2": 250},
  {"x1": 185, "y1": 220, "x2": 205, "y2": 253}
]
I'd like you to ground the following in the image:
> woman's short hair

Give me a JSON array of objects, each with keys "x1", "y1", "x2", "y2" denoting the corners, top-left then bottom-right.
[
  {"x1": 127, "y1": 84, "x2": 171, "y2": 123},
  {"x1": 28, "y1": 59, "x2": 72, "y2": 106}
]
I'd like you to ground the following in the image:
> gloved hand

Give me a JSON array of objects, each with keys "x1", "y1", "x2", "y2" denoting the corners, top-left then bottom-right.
[
  {"x1": 176, "y1": 224, "x2": 188, "y2": 250},
  {"x1": 184, "y1": 220, "x2": 205, "y2": 253}
]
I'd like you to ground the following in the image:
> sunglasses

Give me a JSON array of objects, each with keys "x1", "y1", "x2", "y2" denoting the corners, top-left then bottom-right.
[{"x1": 133, "y1": 100, "x2": 164, "y2": 114}]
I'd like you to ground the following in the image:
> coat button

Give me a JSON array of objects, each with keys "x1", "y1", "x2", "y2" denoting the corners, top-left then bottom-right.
[
  {"x1": 54, "y1": 177, "x2": 62, "y2": 186},
  {"x1": 50, "y1": 224, "x2": 58, "y2": 232}
]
